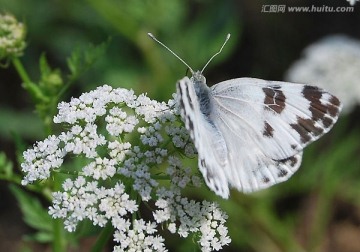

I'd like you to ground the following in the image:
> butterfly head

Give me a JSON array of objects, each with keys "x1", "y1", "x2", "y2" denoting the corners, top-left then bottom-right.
[{"x1": 191, "y1": 71, "x2": 206, "y2": 85}]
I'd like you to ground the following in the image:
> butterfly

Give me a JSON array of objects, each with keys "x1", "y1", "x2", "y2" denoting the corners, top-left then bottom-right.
[{"x1": 148, "y1": 33, "x2": 342, "y2": 199}]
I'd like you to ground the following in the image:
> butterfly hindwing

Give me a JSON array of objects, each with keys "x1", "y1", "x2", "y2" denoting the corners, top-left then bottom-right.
[{"x1": 214, "y1": 110, "x2": 303, "y2": 193}]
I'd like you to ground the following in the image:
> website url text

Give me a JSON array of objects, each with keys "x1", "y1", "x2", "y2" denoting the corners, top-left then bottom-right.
[{"x1": 261, "y1": 5, "x2": 354, "y2": 13}]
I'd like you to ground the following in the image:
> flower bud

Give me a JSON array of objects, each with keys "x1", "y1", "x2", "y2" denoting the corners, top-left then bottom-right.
[{"x1": 0, "y1": 13, "x2": 26, "y2": 61}]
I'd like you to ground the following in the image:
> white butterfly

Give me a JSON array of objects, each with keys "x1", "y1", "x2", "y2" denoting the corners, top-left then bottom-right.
[{"x1": 148, "y1": 33, "x2": 342, "y2": 199}]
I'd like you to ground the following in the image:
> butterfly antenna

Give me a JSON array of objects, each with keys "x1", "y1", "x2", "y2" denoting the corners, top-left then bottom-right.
[
  {"x1": 148, "y1": 33, "x2": 194, "y2": 74},
  {"x1": 201, "y1": 34, "x2": 231, "y2": 73}
]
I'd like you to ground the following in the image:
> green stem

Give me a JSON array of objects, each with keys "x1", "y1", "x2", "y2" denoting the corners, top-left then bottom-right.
[
  {"x1": 0, "y1": 174, "x2": 53, "y2": 201},
  {"x1": 52, "y1": 175, "x2": 67, "y2": 252},
  {"x1": 12, "y1": 57, "x2": 54, "y2": 134},
  {"x1": 56, "y1": 81, "x2": 72, "y2": 101},
  {"x1": 11, "y1": 57, "x2": 32, "y2": 84},
  {"x1": 151, "y1": 175, "x2": 170, "y2": 180},
  {"x1": 91, "y1": 222, "x2": 114, "y2": 252},
  {"x1": 307, "y1": 182, "x2": 337, "y2": 251},
  {"x1": 53, "y1": 218, "x2": 66, "y2": 252}
]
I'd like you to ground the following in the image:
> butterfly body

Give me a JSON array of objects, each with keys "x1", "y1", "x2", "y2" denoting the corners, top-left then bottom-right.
[
  {"x1": 177, "y1": 72, "x2": 341, "y2": 199},
  {"x1": 191, "y1": 71, "x2": 212, "y2": 116}
]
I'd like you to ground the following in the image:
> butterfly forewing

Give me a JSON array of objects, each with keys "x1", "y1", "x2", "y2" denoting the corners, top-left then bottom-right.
[
  {"x1": 177, "y1": 77, "x2": 230, "y2": 198},
  {"x1": 211, "y1": 78, "x2": 342, "y2": 160}
]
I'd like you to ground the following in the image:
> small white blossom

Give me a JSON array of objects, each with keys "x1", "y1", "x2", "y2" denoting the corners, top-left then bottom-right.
[
  {"x1": 113, "y1": 219, "x2": 167, "y2": 252},
  {"x1": 106, "y1": 107, "x2": 138, "y2": 136},
  {"x1": 83, "y1": 157, "x2": 117, "y2": 180}
]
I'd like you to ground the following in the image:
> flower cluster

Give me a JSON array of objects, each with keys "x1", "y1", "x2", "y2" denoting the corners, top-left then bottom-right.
[
  {"x1": 0, "y1": 13, "x2": 26, "y2": 60},
  {"x1": 285, "y1": 34, "x2": 360, "y2": 113},
  {"x1": 347, "y1": 0, "x2": 359, "y2": 6},
  {"x1": 21, "y1": 85, "x2": 231, "y2": 251}
]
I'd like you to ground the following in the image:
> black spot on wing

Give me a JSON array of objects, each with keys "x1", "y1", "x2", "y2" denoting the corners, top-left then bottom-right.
[
  {"x1": 262, "y1": 176, "x2": 270, "y2": 183},
  {"x1": 200, "y1": 159, "x2": 220, "y2": 192},
  {"x1": 186, "y1": 115, "x2": 194, "y2": 131},
  {"x1": 263, "y1": 122, "x2": 274, "y2": 137},
  {"x1": 329, "y1": 96, "x2": 341, "y2": 116},
  {"x1": 177, "y1": 82, "x2": 185, "y2": 111},
  {"x1": 263, "y1": 86, "x2": 286, "y2": 114},
  {"x1": 302, "y1": 85, "x2": 341, "y2": 128},
  {"x1": 201, "y1": 159, "x2": 206, "y2": 167},
  {"x1": 185, "y1": 84, "x2": 194, "y2": 110},
  {"x1": 272, "y1": 155, "x2": 300, "y2": 178},
  {"x1": 177, "y1": 81, "x2": 194, "y2": 112},
  {"x1": 290, "y1": 156, "x2": 298, "y2": 167},
  {"x1": 280, "y1": 156, "x2": 298, "y2": 167},
  {"x1": 290, "y1": 116, "x2": 324, "y2": 144},
  {"x1": 277, "y1": 169, "x2": 288, "y2": 178},
  {"x1": 177, "y1": 81, "x2": 195, "y2": 138},
  {"x1": 291, "y1": 144, "x2": 297, "y2": 150}
]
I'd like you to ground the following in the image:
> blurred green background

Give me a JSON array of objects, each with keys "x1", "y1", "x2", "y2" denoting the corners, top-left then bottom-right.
[{"x1": 1, "y1": 0, "x2": 360, "y2": 251}]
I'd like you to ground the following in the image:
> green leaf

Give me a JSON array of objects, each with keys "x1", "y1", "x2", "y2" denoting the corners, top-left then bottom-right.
[
  {"x1": 39, "y1": 53, "x2": 51, "y2": 76},
  {"x1": 39, "y1": 54, "x2": 63, "y2": 91},
  {"x1": 22, "y1": 80, "x2": 48, "y2": 103},
  {"x1": 9, "y1": 185, "x2": 53, "y2": 234},
  {"x1": 0, "y1": 152, "x2": 13, "y2": 178},
  {"x1": 24, "y1": 231, "x2": 53, "y2": 243},
  {"x1": 0, "y1": 108, "x2": 43, "y2": 141},
  {"x1": 66, "y1": 38, "x2": 110, "y2": 83}
]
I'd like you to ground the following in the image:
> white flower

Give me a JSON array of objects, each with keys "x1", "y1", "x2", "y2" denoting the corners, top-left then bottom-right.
[
  {"x1": 285, "y1": 34, "x2": 360, "y2": 113},
  {"x1": 154, "y1": 161, "x2": 230, "y2": 251},
  {"x1": 105, "y1": 107, "x2": 139, "y2": 136},
  {"x1": 0, "y1": 13, "x2": 26, "y2": 60},
  {"x1": 347, "y1": 0, "x2": 359, "y2": 6},
  {"x1": 113, "y1": 219, "x2": 167, "y2": 252},
  {"x1": 82, "y1": 157, "x2": 117, "y2": 180},
  {"x1": 21, "y1": 85, "x2": 231, "y2": 251},
  {"x1": 98, "y1": 183, "x2": 138, "y2": 218},
  {"x1": 21, "y1": 135, "x2": 65, "y2": 185}
]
